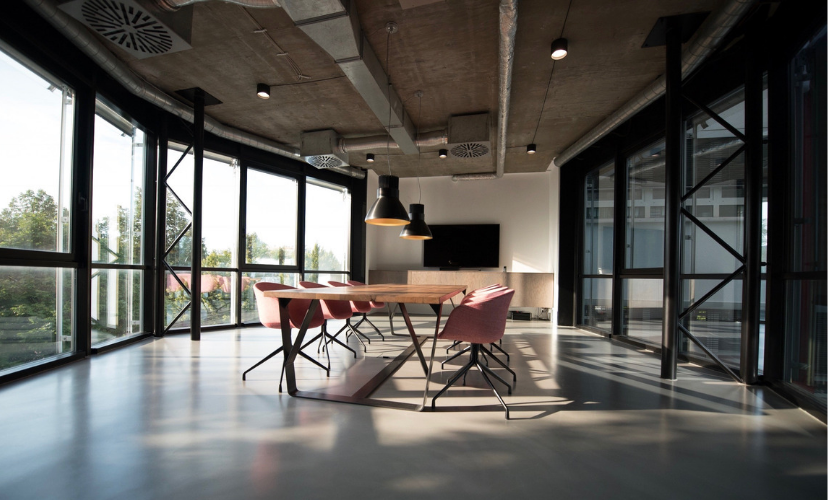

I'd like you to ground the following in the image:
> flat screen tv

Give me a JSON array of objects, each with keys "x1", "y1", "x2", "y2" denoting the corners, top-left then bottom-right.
[{"x1": 423, "y1": 224, "x2": 500, "y2": 269}]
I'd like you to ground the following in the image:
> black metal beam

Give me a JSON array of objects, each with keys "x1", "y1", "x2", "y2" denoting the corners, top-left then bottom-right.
[
  {"x1": 681, "y1": 208, "x2": 746, "y2": 263},
  {"x1": 190, "y1": 89, "x2": 204, "y2": 341},
  {"x1": 678, "y1": 324, "x2": 744, "y2": 384},
  {"x1": 682, "y1": 144, "x2": 745, "y2": 201},
  {"x1": 661, "y1": 17, "x2": 683, "y2": 380},
  {"x1": 612, "y1": 148, "x2": 626, "y2": 337},
  {"x1": 73, "y1": 84, "x2": 95, "y2": 357}
]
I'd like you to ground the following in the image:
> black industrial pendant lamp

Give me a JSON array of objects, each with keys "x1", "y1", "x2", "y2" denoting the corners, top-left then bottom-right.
[
  {"x1": 400, "y1": 91, "x2": 432, "y2": 240},
  {"x1": 365, "y1": 22, "x2": 410, "y2": 227}
]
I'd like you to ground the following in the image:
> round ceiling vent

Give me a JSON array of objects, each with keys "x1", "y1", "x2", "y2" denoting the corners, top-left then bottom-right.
[
  {"x1": 306, "y1": 155, "x2": 346, "y2": 169},
  {"x1": 81, "y1": 0, "x2": 174, "y2": 56},
  {"x1": 450, "y1": 143, "x2": 490, "y2": 158}
]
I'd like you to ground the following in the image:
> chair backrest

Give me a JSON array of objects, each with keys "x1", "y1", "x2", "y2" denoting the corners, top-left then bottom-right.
[
  {"x1": 440, "y1": 286, "x2": 515, "y2": 344},
  {"x1": 346, "y1": 279, "x2": 385, "y2": 308},
  {"x1": 347, "y1": 280, "x2": 365, "y2": 286},
  {"x1": 253, "y1": 282, "x2": 324, "y2": 330},
  {"x1": 298, "y1": 281, "x2": 353, "y2": 320},
  {"x1": 329, "y1": 281, "x2": 372, "y2": 313}
]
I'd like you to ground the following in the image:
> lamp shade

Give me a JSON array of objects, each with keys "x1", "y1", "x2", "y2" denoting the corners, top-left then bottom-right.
[
  {"x1": 257, "y1": 83, "x2": 270, "y2": 99},
  {"x1": 365, "y1": 175, "x2": 410, "y2": 226},
  {"x1": 400, "y1": 203, "x2": 432, "y2": 240},
  {"x1": 551, "y1": 38, "x2": 568, "y2": 60}
]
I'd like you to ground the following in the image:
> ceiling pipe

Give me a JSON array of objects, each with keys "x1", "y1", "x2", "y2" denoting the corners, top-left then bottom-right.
[
  {"x1": 452, "y1": 0, "x2": 517, "y2": 182},
  {"x1": 338, "y1": 129, "x2": 447, "y2": 153},
  {"x1": 23, "y1": 0, "x2": 365, "y2": 180},
  {"x1": 551, "y1": 0, "x2": 756, "y2": 169},
  {"x1": 155, "y1": 0, "x2": 279, "y2": 9}
]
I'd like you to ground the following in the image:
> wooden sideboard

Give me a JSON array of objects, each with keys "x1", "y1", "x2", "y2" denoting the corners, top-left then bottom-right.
[{"x1": 368, "y1": 270, "x2": 554, "y2": 308}]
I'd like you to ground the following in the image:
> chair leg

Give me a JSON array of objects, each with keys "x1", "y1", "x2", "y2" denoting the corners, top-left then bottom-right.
[
  {"x1": 348, "y1": 324, "x2": 368, "y2": 353},
  {"x1": 431, "y1": 358, "x2": 475, "y2": 409},
  {"x1": 299, "y1": 332, "x2": 323, "y2": 351},
  {"x1": 242, "y1": 346, "x2": 284, "y2": 381},
  {"x1": 479, "y1": 362, "x2": 512, "y2": 394},
  {"x1": 490, "y1": 341, "x2": 510, "y2": 362},
  {"x1": 441, "y1": 345, "x2": 471, "y2": 368},
  {"x1": 298, "y1": 350, "x2": 330, "y2": 375},
  {"x1": 326, "y1": 326, "x2": 357, "y2": 358},
  {"x1": 349, "y1": 319, "x2": 371, "y2": 344},
  {"x1": 355, "y1": 313, "x2": 385, "y2": 341},
  {"x1": 446, "y1": 340, "x2": 463, "y2": 354},
  {"x1": 475, "y1": 363, "x2": 510, "y2": 420},
  {"x1": 481, "y1": 345, "x2": 517, "y2": 381}
]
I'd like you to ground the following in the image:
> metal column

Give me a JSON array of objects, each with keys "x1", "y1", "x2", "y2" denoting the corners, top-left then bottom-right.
[
  {"x1": 191, "y1": 89, "x2": 204, "y2": 341},
  {"x1": 661, "y1": 18, "x2": 683, "y2": 380},
  {"x1": 740, "y1": 16, "x2": 763, "y2": 384},
  {"x1": 155, "y1": 118, "x2": 168, "y2": 337}
]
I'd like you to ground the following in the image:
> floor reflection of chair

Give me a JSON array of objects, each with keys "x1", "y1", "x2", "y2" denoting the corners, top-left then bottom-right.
[
  {"x1": 329, "y1": 280, "x2": 384, "y2": 344},
  {"x1": 432, "y1": 285, "x2": 516, "y2": 419},
  {"x1": 298, "y1": 281, "x2": 362, "y2": 355},
  {"x1": 346, "y1": 280, "x2": 387, "y2": 340},
  {"x1": 243, "y1": 282, "x2": 330, "y2": 392}
]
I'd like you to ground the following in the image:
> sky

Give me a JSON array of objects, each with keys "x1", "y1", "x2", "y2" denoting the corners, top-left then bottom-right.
[{"x1": 0, "y1": 48, "x2": 351, "y2": 271}]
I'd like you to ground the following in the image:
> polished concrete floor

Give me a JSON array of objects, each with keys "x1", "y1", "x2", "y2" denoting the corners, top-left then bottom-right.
[{"x1": 0, "y1": 317, "x2": 824, "y2": 500}]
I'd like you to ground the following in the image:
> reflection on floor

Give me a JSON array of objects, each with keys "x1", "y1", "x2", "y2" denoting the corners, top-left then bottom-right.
[{"x1": 0, "y1": 317, "x2": 824, "y2": 500}]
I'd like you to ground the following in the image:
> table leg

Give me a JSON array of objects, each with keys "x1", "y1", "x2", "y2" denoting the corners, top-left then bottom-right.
[
  {"x1": 280, "y1": 298, "x2": 320, "y2": 396},
  {"x1": 422, "y1": 303, "x2": 443, "y2": 409},
  {"x1": 399, "y1": 303, "x2": 429, "y2": 375}
]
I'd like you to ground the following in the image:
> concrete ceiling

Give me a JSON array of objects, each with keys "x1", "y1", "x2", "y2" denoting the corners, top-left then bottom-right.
[{"x1": 116, "y1": 0, "x2": 725, "y2": 178}]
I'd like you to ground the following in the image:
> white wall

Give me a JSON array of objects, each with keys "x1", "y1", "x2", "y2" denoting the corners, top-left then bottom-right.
[{"x1": 365, "y1": 170, "x2": 560, "y2": 314}]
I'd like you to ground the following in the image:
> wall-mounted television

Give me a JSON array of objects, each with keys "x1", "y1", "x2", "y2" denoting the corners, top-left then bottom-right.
[{"x1": 423, "y1": 224, "x2": 500, "y2": 269}]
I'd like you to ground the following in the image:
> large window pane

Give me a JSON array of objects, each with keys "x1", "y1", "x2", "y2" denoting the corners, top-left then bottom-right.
[
  {"x1": 582, "y1": 278, "x2": 612, "y2": 332},
  {"x1": 163, "y1": 270, "x2": 237, "y2": 328},
  {"x1": 622, "y1": 278, "x2": 663, "y2": 344},
  {"x1": 246, "y1": 169, "x2": 297, "y2": 265},
  {"x1": 682, "y1": 279, "x2": 742, "y2": 368},
  {"x1": 92, "y1": 100, "x2": 145, "y2": 265},
  {"x1": 0, "y1": 46, "x2": 73, "y2": 253},
  {"x1": 584, "y1": 162, "x2": 614, "y2": 275},
  {"x1": 784, "y1": 280, "x2": 827, "y2": 404},
  {"x1": 203, "y1": 155, "x2": 239, "y2": 268},
  {"x1": 305, "y1": 179, "x2": 350, "y2": 272},
  {"x1": 302, "y1": 272, "x2": 349, "y2": 285},
  {"x1": 0, "y1": 267, "x2": 74, "y2": 373},
  {"x1": 626, "y1": 140, "x2": 665, "y2": 269},
  {"x1": 165, "y1": 144, "x2": 194, "y2": 268},
  {"x1": 241, "y1": 272, "x2": 301, "y2": 324},
  {"x1": 91, "y1": 269, "x2": 142, "y2": 344}
]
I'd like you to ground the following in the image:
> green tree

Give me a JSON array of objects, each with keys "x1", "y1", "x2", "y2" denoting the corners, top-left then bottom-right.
[{"x1": 0, "y1": 189, "x2": 57, "y2": 251}]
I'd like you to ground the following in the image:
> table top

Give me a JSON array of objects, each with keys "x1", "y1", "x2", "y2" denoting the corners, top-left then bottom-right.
[{"x1": 262, "y1": 284, "x2": 467, "y2": 305}]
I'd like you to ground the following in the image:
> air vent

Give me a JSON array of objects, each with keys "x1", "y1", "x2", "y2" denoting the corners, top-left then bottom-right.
[
  {"x1": 450, "y1": 143, "x2": 490, "y2": 158},
  {"x1": 59, "y1": 0, "x2": 192, "y2": 59},
  {"x1": 306, "y1": 155, "x2": 348, "y2": 169}
]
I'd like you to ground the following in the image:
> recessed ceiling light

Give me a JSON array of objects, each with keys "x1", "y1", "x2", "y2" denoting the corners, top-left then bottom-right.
[
  {"x1": 551, "y1": 38, "x2": 568, "y2": 60},
  {"x1": 439, "y1": 149, "x2": 447, "y2": 159},
  {"x1": 256, "y1": 83, "x2": 270, "y2": 99},
  {"x1": 527, "y1": 144, "x2": 537, "y2": 154},
  {"x1": 366, "y1": 153, "x2": 375, "y2": 162}
]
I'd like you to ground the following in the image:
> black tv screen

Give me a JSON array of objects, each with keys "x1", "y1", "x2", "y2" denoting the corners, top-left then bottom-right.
[{"x1": 423, "y1": 224, "x2": 500, "y2": 269}]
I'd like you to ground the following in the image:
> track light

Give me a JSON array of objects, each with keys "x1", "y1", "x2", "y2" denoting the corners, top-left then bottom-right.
[
  {"x1": 551, "y1": 38, "x2": 568, "y2": 60},
  {"x1": 366, "y1": 153, "x2": 375, "y2": 163},
  {"x1": 256, "y1": 83, "x2": 270, "y2": 99},
  {"x1": 527, "y1": 144, "x2": 537, "y2": 154},
  {"x1": 439, "y1": 149, "x2": 448, "y2": 159}
]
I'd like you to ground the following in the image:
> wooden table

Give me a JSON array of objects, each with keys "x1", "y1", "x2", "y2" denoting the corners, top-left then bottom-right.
[{"x1": 262, "y1": 284, "x2": 467, "y2": 411}]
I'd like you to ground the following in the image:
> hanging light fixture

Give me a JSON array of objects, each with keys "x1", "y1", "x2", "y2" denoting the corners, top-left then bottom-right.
[
  {"x1": 365, "y1": 22, "x2": 409, "y2": 227},
  {"x1": 550, "y1": 38, "x2": 568, "y2": 60},
  {"x1": 366, "y1": 153, "x2": 375, "y2": 162},
  {"x1": 439, "y1": 149, "x2": 448, "y2": 158},
  {"x1": 256, "y1": 83, "x2": 270, "y2": 99},
  {"x1": 527, "y1": 143, "x2": 537, "y2": 154},
  {"x1": 401, "y1": 91, "x2": 432, "y2": 240}
]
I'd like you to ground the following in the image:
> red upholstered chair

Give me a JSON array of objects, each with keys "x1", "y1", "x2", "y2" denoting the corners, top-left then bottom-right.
[
  {"x1": 245, "y1": 282, "x2": 329, "y2": 391},
  {"x1": 298, "y1": 281, "x2": 361, "y2": 355},
  {"x1": 444, "y1": 284, "x2": 513, "y2": 364},
  {"x1": 329, "y1": 281, "x2": 384, "y2": 343},
  {"x1": 431, "y1": 285, "x2": 516, "y2": 419},
  {"x1": 345, "y1": 280, "x2": 387, "y2": 340}
]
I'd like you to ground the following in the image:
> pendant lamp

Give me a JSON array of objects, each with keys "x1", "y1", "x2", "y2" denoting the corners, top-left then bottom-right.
[
  {"x1": 400, "y1": 203, "x2": 432, "y2": 239},
  {"x1": 365, "y1": 174, "x2": 410, "y2": 226}
]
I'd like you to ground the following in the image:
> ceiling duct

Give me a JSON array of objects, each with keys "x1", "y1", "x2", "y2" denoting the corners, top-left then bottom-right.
[
  {"x1": 58, "y1": 0, "x2": 192, "y2": 59},
  {"x1": 446, "y1": 113, "x2": 491, "y2": 159},
  {"x1": 301, "y1": 130, "x2": 349, "y2": 169}
]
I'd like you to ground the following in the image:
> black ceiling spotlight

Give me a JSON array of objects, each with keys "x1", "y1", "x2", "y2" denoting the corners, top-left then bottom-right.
[
  {"x1": 365, "y1": 174, "x2": 411, "y2": 226},
  {"x1": 256, "y1": 83, "x2": 270, "y2": 99},
  {"x1": 439, "y1": 149, "x2": 448, "y2": 159},
  {"x1": 527, "y1": 144, "x2": 537, "y2": 154},
  {"x1": 366, "y1": 153, "x2": 375, "y2": 162},
  {"x1": 551, "y1": 38, "x2": 568, "y2": 60},
  {"x1": 400, "y1": 204, "x2": 433, "y2": 240}
]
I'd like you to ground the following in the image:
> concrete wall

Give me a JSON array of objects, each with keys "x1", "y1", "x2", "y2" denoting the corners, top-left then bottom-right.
[{"x1": 365, "y1": 170, "x2": 560, "y2": 315}]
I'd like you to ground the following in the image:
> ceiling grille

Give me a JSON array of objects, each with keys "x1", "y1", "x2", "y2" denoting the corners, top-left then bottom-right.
[
  {"x1": 450, "y1": 143, "x2": 490, "y2": 158},
  {"x1": 306, "y1": 155, "x2": 347, "y2": 169}
]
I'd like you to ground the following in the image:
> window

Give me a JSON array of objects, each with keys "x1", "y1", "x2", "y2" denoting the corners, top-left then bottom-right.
[
  {"x1": 719, "y1": 205, "x2": 744, "y2": 218},
  {"x1": 304, "y1": 179, "x2": 351, "y2": 278},
  {"x1": 246, "y1": 169, "x2": 298, "y2": 266},
  {"x1": 91, "y1": 99, "x2": 146, "y2": 345},
  {"x1": 581, "y1": 161, "x2": 614, "y2": 332},
  {"x1": 626, "y1": 139, "x2": 665, "y2": 269},
  {"x1": 0, "y1": 45, "x2": 76, "y2": 373},
  {"x1": 622, "y1": 278, "x2": 663, "y2": 344},
  {"x1": 649, "y1": 206, "x2": 664, "y2": 218}
]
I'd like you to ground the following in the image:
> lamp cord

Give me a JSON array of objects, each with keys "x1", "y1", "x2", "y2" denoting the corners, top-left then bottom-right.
[
  {"x1": 531, "y1": 0, "x2": 573, "y2": 145},
  {"x1": 385, "y1": 30, "x2": 393, "y2": 176},
  {"x1": 417, "y1": 93, "x2": 422, "y2": 204}
]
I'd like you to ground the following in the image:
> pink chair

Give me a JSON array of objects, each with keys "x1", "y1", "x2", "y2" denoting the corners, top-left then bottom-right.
[
  {"x1": 245, "y1": 282, "x2": 329, "y2": 391},
  {"x1": 431, "y1": 285, "x2": 515, "y2": 419},
  {"x1": 445, "y1": 283, "x2": 512, "y2": 363},
  {"x1": 347, "y1": 280, "x2": 387, "y2": 340},
  {"x1": 298, "y1": 281, "x2": 360, "y2": 356},
  {"x1": 329, "y1": 281, "x2": 384, "y2": 344}
]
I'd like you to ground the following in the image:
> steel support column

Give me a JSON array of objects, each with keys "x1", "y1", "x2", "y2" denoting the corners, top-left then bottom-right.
[
  {"x1": 155, "y1": 117, "x2": 168, "y2": 337},
  {"x1": 740, "y1": 16, "x2": 763, "y2": 384},
  {"x1": 661, "y1": 18, "x2": 683, "y2": 380},
  {"x1": 191, "y1": 89, "x2": 204, "y2": 341}
]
